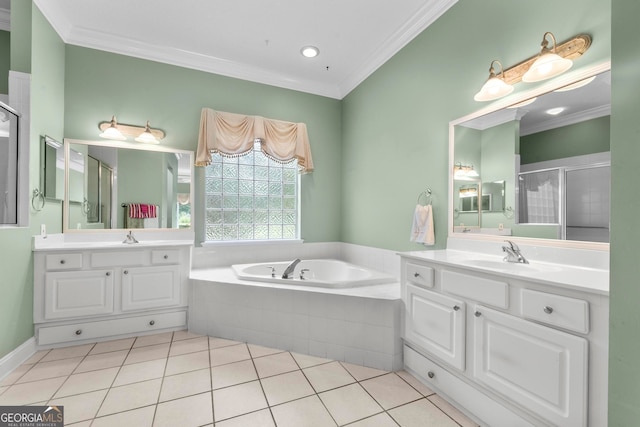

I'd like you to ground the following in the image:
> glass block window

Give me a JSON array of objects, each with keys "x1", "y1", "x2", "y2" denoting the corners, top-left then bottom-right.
[{"x1": 204, "y1": 139, "x2": 299, "y2": 241}]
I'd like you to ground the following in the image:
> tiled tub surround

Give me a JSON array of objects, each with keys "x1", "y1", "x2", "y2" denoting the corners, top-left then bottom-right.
[
  {"x1": 0, "y1": 331, "x2": 479, "y2": 426},
  {"x1": 190, "y1": 242, "x2": 403, "y2": 371}
]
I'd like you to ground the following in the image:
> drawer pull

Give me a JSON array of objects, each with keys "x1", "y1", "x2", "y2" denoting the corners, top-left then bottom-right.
[
  {"x1": 474, "y1": 311, "x2": 482, "y2": 317},
  {"x1": 414, "y1": 272, "x2": 420, "y2": 278},
  {"x1": 453, "y1": 305, "x2": 460, "y2": 311},
  {"x1": 163, "y1": 255, "x2": 169, "y2": 259},
  {"x1": 124, "y1": 270, "x2": 129, "y2": 275},
  {"x1": 75, "y1": 329, "x2": 82, "y2": 335},
  {"x1": 149, "y1": 320, "x2": 155, "y2": 326},
  {"x1": 543, "y1": 305, "x2": 554, "y2": 314},
  {"x1": 106, "y1": 272, "x2": 111, "y2": 276},
  {"x1": 60, "y1": 259, "x2": 66, "y2": 265},
  {"x1": 427, "y1": 371, "x2": 435, "y2": 379}
]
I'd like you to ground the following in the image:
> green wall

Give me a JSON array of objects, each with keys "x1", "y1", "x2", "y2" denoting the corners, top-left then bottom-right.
[
  {"x1": 0, "y1": 5, "x2": 65, "y2": 357},
  {"x1": 341, "y1": 0, "x2": 611, "y2": 251},
  {"x1": 62, "y1": 46, "x2": 342, "y2": 244},
  {"x1": 520, "y1": 115, "x2": 610, "y2": 164},
  {"x1": 0, "y1": 30, "x2": 9, "y2": 94},
  {"x1": 609, "y1": 0, "x2": 640, "y2": 424}
]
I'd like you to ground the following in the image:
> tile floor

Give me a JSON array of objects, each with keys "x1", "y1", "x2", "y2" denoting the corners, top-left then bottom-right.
[{"x1": 0, "y1": 331, "x2": 479, "y2": 426}]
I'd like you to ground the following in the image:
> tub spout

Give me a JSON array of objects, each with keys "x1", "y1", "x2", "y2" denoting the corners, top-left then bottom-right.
[{"x1": 282, "y1": 258, "x2": 301, "y2": 279}]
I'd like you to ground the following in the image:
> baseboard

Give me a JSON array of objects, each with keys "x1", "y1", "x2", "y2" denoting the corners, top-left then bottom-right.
[{"x1": 0, "y1": 337, "x2": 37, "y2": 382}]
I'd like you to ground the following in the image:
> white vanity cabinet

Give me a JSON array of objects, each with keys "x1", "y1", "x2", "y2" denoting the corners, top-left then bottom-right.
[
  {"x1": 33, "y1": 242, "x2": 192, "y2": 347},
  {"x1": 400, "y1": 253, "x2": 608, "y2": 427}
]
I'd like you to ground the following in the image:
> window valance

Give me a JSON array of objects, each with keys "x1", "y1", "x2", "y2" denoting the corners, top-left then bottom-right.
[{"x1": 195, "y1": 108, "x2": 314, "y2": 173}]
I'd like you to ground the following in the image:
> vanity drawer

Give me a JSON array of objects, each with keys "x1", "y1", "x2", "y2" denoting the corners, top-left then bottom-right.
[
  {"x1": 91, "y1": 250, "x2": 148, "y2": 267},
  {"x1": 405, "y1": 262, "x2": 434, "y2": 288},
  {"x1": 151, "y1": 249, "x2": 180, "y2": 265},
  {"x1": 46, "y1": 253, "x2": 83, "y2": 270},
  {"x1": 521, "y1": 289, "x2": 589, "y2": 334},
  {"x1": 441, "y1": 270, "x2": 508, "y2": 309}
]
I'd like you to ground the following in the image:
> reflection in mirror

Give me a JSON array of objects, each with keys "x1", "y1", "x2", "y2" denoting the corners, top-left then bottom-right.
[
  {"x1": 452, "y1": 67, "x2": 611, "y2": 243},
  {"x1": 40, "y1": 136, "x2": 65, "y2": 200},
  {"x1": 64, "y1": 139, "x2": 193, "y2": 232}
]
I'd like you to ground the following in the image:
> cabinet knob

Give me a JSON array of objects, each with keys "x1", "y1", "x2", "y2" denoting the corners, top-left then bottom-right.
[
  {"x1": 75, "y1": 329, "x2": 82, "y2": 335},
  {"x1": 163, "y1": 255, "x2": 169, "y2": 259},
  {"x1": 453, "y1": 305, "x2": 460, "y2": 311},
  {"x1": 474, "y1": 311, "x2": 482, "y2": 317},
  {"x1": 414, "y1": 272, "x2": 420, "y2": 278},
  {"x1": 427, "y1": 371, "x2": 435, "y2": 379},
  {"x1": 543, "y1": 305, "x2": 554, "y2": 314},
  {"x1": 124, "y1": 270, "x2": 128, "y2": 275},
  {"x1": 60, "y1": 259, "x2": 66, "y2": 264},
  {"x1": 106, "y1": 272, "x2": 111, "y2": 276},
  {"x1": 149, "y1": 320, "x2": 155, "y2": 326}
]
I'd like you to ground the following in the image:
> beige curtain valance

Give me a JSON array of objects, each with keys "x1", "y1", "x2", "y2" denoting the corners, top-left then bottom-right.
[{"x1": 196, "y1": 108, "x2": 314, "y2": 173}]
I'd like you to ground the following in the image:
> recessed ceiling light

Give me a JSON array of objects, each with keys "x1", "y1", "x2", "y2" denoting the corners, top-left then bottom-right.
[
  {"x1": 546, "y1": 107, "x2": 565, "y2": 115},
  {"x1": 300, "y1": 46, "x2": 319, "y2": 58}
]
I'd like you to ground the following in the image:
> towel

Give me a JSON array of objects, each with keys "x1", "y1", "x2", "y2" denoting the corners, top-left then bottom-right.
[
  {"x1": 410, "y1": 204, "x2": 435, "y2": 245},
  {"x1": 128, "y1": 203, "x2": 157, "y2": 219}
]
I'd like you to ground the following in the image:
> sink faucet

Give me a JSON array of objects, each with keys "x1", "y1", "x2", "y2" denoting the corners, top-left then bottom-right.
[
  {"x1": 282, "y1": 258, "x2": 301, "y2": 279},
  {"x1": 502, "y1": 240, "x2": 528, "y2": 264},
  {"x1": 123, "y1": 230, "x2": 139, "y2": 244}
]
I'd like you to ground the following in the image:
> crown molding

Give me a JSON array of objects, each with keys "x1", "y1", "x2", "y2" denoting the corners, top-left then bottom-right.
[
  {"x1": 338, "y1": 0, "x2": 458, "y2": 97},
  {"x1": 0, "y1": 8, "x2": 10, "y2": 31},
  {"x1": 520, "y1": 104, "x2": 611, "y2": 136},
  {"x1": 34, "y1": 0, "x2": 457, "y2": 100}
]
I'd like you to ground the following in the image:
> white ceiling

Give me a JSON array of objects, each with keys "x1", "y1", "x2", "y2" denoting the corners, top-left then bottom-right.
[{"x1": 30, "y1": 0, "x2": 457, "y2": 99}]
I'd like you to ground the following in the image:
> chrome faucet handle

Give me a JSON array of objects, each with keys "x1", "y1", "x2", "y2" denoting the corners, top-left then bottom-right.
[
  {"x1": 504, "y1": 240, "x2": 518, "y2": 251},
  {"x1": 300, "y1": 269, "x2": 310, "y2": 280},
  {"x1": 266, "y1": 266, "x2": 276, "y2": 278}
]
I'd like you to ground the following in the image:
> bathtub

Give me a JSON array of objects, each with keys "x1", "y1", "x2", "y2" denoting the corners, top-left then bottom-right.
[{"x1": 231, "y1": 259, "x2": 396, "y2": 288}]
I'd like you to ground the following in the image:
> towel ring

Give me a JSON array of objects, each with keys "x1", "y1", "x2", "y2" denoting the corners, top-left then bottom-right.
[
  {"x1": 417, "y1": 188, "x2": 432, "y2": 206},
  {"x1": 32, "y1": 189, "x2": 45, "y2": 212}
]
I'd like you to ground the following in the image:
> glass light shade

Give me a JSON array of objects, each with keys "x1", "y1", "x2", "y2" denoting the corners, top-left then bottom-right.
[
  {"x1": 522, "y1": 52, "x2": 573, "y2": 82},
  {"x1": 99, "y1": 125, "x2": 126, "y2": 140},
  {"x1": 135, "y1": 130, "x2": 159, "y2": 144},
  {"x1": 466, "y1": 167, "x2": 479, "y2": 177},
  {"x1": 474, "y1": 76, "x2": 514, "y2": 102}
]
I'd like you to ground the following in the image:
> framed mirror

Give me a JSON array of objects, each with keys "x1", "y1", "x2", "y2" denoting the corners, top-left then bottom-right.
[
  {"x1": 63, "y1": 139, "x2": 194, "y2": 232},
  {"x1": 449, "y1": 62, "x2": 611, "y2": 246},
  {"x1": 40, "y1": 136, "x2": 65, "y2": 201}
]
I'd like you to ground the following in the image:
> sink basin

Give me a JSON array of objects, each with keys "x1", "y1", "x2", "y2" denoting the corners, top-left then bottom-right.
[{"x1": 464, "y1": 259, "x2": 560, "y2": 273}]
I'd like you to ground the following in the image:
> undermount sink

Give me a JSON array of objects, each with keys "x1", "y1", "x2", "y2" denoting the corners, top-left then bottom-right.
[{"x1": 463, "y1": 259, "x2": 560, "y2": 273}]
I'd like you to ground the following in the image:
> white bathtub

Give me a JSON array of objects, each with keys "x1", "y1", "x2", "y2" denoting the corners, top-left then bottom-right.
[{"x1": 231, "y1": 259, "x2": 396, "y2": 288}]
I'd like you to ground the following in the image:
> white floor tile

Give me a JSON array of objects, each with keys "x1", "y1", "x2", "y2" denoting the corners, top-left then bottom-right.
[
  {"x1": 388, "y1": 399, "x2": 460, "y2": 427},
  {"x1": 90, "y1": 338, "x2": 135, "y2": 355},
  {"x1": 212, "y1": 380, "x2": 268, "y2": 422},
  {"x1": 303, "y1": 361, "x2": 355, "y2": 393},
  {"x1": 428, "y1": 395, "x2": 479, "y2": 427},
  {"x1": 346, "y1": 412, "x2": 399, "y2": 427},
  {"x1": 113, "y1": 359, "x2": 167, "y2": 387},
  {"x1": 0, "y1": 364, "x2": 32, "y2": 386},
  {"x1": 210, "y1": 344, "x2": 251, "y2": 367},
  {"x1": 319, "y1": 383, "x2": 383, "y2": 425},
  {"x1": 16, "y1": 357, "x2": 83, "y2": 383},
  {"x1": 91, "y1": 406, "x2": 155, "y2": 427},
  {"x1": 291, "y1": 352, "x2": 331, "y2": 369},
  {"x1": 271, "y1": 395, "x2": 337, "y2": 427},
  {"x1": 209, "y1": 337, "x2": 242, "y2": 349},
  {"x1": 153, "y1": 392, "x2": 213, "y2": 427},
  {"x1": 172, "y1": 330, "x2": 204, "y2": 341},
  {"x1": 211, "y1": 359, "x2": 258, "y2": 390},
  {"x1": 215, "y1": 408, "x2": 275, "y2": 427},
  {"x1": 74, "y1": 350, "x2": 128, "y2": 373},
  {"x1": 160, "y1": 368, "x2": 212, "y2": 402},
  {"x1": 169, "y1": 336, "x2": 209, "y2": 357},
  {"x1": 261, "y1": 370, "x2": 315, "y2": 406},
  {"x1": 165, "y1": 350, "x2": 210, "y2": 376},
  {"x1": 396, "y1": 370, "x2": 435, "y2": 396},
  {"x1": 254, "y1": 352, "x2": 299, "y2": 378},
  {"x1": 124, "y1": 343, "x2": 170, "y2": 365},
  {"x1": 360, "y1": 373, "x2": 422, "y2": 410},
  {"x1": 54, "y1": 367, "x2": 119, "y2": 398},
  {"x1": 40, "y1": 344, "x2": 94, "y2": 362},
  {"x1": 48, "y1": 389, "x2": 108, "y2": 424},
  {"x1": 23, "y1": 350, "x2": 50, "y2": 364},
  {"x1": 133, "y1": 332, "x2": 173, "y2": 348},
  {"x1": 248, "y1": 343, "x2": 284, "y2": 358},
  {"x1": 341, "y1": 362, "x2": 388, "y2": 381},
  {"x1": 0, "y1": 376, "x2": 67, "y2": 405},
  {"x1": 97, "y1": 378, "x2": 162, "y2": 417}
]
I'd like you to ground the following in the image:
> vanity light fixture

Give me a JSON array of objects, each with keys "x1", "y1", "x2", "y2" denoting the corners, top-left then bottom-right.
[
  {"x1": 474, "y1": 60, "x2": 514, "y2": 102},
  {"x1": 300, "y1": 46, "x2": 319, "y2": 58},
  {"x1": 474, "y1": 33, "x2": 591, "y2": 102},
  {"x1": 454, "y1": 163, "x2": 479, "y2": 180},
  {"x1": 98, "y1": 116, "x2": 166, "y2": 143},
  {"x1": 522, "y1": 32, "x2": 573, "y2": 83},
  {"x1": 554, "y1": 75, "x2": 596, "y2": 92}
]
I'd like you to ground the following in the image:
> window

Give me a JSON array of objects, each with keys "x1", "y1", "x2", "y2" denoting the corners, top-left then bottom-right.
[{"x1": 204, "y1": 139, "x2": 299, "y2": 241}]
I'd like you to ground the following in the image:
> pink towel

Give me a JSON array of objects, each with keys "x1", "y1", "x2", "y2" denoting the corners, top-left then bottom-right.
[{"x1": 128, "y1": 203, "x2": 157, "y2": 219}]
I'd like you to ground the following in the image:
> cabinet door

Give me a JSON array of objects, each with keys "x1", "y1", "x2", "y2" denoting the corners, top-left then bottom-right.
[
  {"x1": 45, "y1": 270, "x2": 114, "y2": 319},
  {"x1": 473, "y1": 306, "x2": 587, "y2": 427},
  {"x1": 404, "y1": 284, "x2": 465, "y2": 370},
  {"x1": 122, "y1": 265, "x2": 181, "y2": 311}
]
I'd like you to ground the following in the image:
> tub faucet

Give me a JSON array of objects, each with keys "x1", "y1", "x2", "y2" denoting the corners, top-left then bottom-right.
[
  {"x1": 282, "y1": 258, "x2": 301, "y2": 279},
  {"x1": 123, "y1": 230, "x2": 139, "y2": 244},
  {"x1": 502, "y1": 240, "x2": 529, "y2": 264}
]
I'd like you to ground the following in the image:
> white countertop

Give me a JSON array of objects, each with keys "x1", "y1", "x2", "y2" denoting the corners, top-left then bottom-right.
[
  {"x1": 399, "y1": 249, "x2": 609, "y2": 296},
  {"x1": 32, "y1": 232, "x2": 195, "y2": 251}
]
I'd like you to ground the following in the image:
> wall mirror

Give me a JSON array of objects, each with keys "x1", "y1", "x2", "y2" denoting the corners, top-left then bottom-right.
[
  {"x1": 449, "y1": 63, "x2": 611, "y2": 246},
  {"x1": 40, "y1": 136, "x2": 64, "y2": 200},
  {"x1": 63, "y1": 138, "x2": 194, "y2": 232}
]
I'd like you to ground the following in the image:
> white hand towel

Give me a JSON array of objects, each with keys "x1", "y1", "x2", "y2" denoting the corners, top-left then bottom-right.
[{"x1": 410, "y1": 204, "x2": 435, "y2": 245}]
